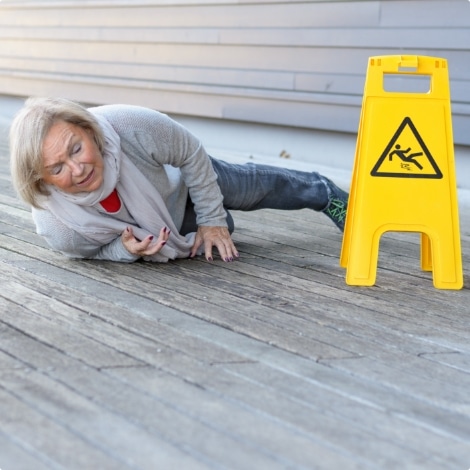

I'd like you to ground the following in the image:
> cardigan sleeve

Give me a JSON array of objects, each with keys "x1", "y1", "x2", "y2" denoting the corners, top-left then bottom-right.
[
  {"x1": 32, "y1": 208, "x2": 140, "y2": 263},
  {"x1": 92, "y1": 105, "x2": 228, "y2": 228}
]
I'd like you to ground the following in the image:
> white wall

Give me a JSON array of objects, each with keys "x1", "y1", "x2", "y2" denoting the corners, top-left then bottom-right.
[{"x1": 0, "y1": 0, "x2": 469, "y2": 151}]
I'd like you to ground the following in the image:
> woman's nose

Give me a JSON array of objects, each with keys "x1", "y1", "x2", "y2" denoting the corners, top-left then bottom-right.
[{"x1": 67, "y1": 158, "x2": 83, "y2": 175}]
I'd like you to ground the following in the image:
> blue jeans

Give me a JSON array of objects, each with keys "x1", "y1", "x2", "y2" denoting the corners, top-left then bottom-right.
[
  {"x1": 210, "y1": 157, "x2": 328, "y2": 211},
  {"x1": 180, "y1": 157, "x2": 329, "y2": 234}
]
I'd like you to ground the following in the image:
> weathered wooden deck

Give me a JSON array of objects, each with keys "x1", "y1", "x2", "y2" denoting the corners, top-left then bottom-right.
[{"x1": 1, "y1": 110, "x2": 470, "y2": 470}]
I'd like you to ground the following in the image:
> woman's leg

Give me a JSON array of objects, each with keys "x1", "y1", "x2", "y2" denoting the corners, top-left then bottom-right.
[{"x1": 210, "y1": 157, "x2": 348, "y2": 230}]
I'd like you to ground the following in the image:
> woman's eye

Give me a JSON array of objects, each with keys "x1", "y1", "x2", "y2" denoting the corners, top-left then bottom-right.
[
  {"x1": 50, "y1": 164, "x2": 63, "y2": 175},
  {"x1": 72, "y1": 144, "x2": 81, "y2": 155}
]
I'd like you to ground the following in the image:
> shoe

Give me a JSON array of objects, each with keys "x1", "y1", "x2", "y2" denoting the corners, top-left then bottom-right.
[{"x1": 321, "y1": 177, "x2": 348, "y2": 232}]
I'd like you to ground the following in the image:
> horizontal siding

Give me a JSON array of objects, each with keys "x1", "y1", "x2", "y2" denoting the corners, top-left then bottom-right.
[
  {"x1": 2, "y1": 26, "x2": 470, "y2": 51},
  {"x1": 0, "y1": 0, "x2": 469, "y2": 146},
  {"x1": 0, "y1": 2, "x2": 381, "y2": 28}
]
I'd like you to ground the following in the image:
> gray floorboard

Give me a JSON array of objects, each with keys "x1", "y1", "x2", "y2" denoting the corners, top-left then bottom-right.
[{"x1": 1, "y1": 107, "x2": 469, "y2": 470}]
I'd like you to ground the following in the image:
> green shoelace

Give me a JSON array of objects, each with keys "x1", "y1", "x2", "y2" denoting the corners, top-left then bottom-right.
[{"x1": 325, "y1": 198, "x2": 347, "y2": 224}]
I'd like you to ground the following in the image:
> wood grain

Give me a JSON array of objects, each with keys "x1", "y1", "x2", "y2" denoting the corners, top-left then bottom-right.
[{"x1": 1, "y1": 109, "x2": 470, "y2": 469}]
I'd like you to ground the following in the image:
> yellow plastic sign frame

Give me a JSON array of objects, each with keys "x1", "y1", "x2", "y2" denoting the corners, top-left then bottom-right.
[{"x1": 341, "y1": 55, "x2": 463, "y2": 290}]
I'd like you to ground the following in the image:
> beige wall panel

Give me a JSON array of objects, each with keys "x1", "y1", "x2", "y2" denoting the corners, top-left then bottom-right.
[
  {"x1": 0, "y1": 57, "x2": 296, "y2": 91},
  {"x1": 219, "y1": 27, "x2": 470, "y2": 50},
  {"x1": 0, "y1": 39, "x2": 380, "y2": 75},
  {"x1": 0, "y1": 72, "x2": 360, "y2": 134},
  {"x1": 381, "y1": 0, "x2": 470, "y2": 27},
  {"x1": 0, "y1": 0, "x2": 469, "y2": 146},
  {"x1": 2, "y1": 25, "x2": 470, "y2": 51},
  {"x1": 0, "y1": 2, "x2": 380, "y2": 28}
]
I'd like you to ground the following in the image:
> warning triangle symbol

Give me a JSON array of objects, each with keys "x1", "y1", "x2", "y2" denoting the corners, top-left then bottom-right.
[{"x1": 370, "y1": 117, "x2": 443, "y2": 179}]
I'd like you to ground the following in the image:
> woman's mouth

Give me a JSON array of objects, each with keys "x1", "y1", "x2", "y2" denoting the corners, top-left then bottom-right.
[{"x1": 77, "y1": 169, "x2": 95, "y2": 187}]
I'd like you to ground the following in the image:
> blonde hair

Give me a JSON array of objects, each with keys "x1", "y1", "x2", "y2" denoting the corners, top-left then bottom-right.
[{"x1": 9, "y1": 97, "x2": 105, "y2": 208}]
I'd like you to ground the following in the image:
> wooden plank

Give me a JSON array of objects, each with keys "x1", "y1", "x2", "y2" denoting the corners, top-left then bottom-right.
[
  {"x1": 3, "y1": 229, "x2": 470, "y2": 470},
  {"x1": 4, "y1": 293, "x2": 455, "y2": 469},
  {"x1": 320, "y1": 353, "x2": 470, "y2": 414},
  {"x1": 3, "y1": 213, "x2": 470, "y2": 408},
  {"x1": 0, "y1": 430, "x2": 54, "y2": 470},
  {"x1": 420, "y1": 351, "x2": 470, "y2": 374},
  {"x1": 108, "y1": 365, "x2": 449, "y2": 469},
  {"x1": 0, "y1": 379, "x2": 126, "y2": 469},
  {"x1": 0, "y1": 244, "x2": 357, "y2": 362},
  {"x1": 1, "y1": 205, "x2": 468, "y2": 341},
  {"x1": 2, "y1": 250, "x2": 441, "y2": 377},
  {"x1": 1, "y1": 272, "x2": 463, "y2": 468},
  {"x1": 217, "y1": 361, "x2": 470, "y2": 467},
  {"x1": 1, "y1": 91, "x2": 470, "y2": 469},
  {"x1": 230, "y1": 211, "x2": 470, "y2": 311},
  {"x1": 0, "y1": 218, "x2": 466, "y2": 436},
  {"x1": 0, "y1": 353, "x2": 211, "y2": 469},
  {"x1": 178, "y1": 256, "x2": 470, "y2": 350},
  {"x1": 0, "y1": 267, "x2": 256, "y2": 367},
  {"x1": 1, "y1": 327, "x2": 344, "y2": 469},
  {"x1": 0, "y1": 293, "x2": 145, "y2": 369},
  {"x1": 0, "y1": 233, "x2": 464, "y2": 380}
]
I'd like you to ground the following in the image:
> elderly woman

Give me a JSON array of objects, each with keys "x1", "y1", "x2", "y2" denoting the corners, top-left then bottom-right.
[{"x1": 9, "y1": 97, "x2": 348, "y2": 263}]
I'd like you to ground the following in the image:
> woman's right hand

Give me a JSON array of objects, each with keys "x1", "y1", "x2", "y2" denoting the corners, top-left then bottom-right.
[{"x1": 121, "y1": 226, "x2": 170, "y2": 257}]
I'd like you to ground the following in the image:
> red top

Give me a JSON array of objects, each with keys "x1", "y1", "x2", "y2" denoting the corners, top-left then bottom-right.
[{"x1": 99, "y1": 188, "x2": 121, "y2": 213}]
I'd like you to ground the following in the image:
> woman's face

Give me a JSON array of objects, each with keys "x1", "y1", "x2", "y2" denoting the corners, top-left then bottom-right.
[{"x1": 41, "y1": 120, "x2": 104, "y2": 194}]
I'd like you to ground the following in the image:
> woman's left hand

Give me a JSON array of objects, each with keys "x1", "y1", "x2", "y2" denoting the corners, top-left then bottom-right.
[
  {"x1": 121, "y1": 226, "x2": 170, "y2": 257},
  {"x1": 190, "y1": 226, "x2": 239, "y2": 262}
]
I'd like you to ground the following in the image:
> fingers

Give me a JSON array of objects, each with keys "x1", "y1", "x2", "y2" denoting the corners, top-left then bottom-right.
[
  {"x1": 122, "y1": 225, "x2": 240, "y2": 262},
  {"x1": 191, "y1": 226, "x2": 239, "y2": 262},
  {"x1": 121, "y1": 226, "x2": 170, "y2": 257},
  {"x1": 204, "y1": 234, "x2": 233, "y2": 262},
  {"x1": 189, "y1": 232, "x2": 202, "y2": 259}
]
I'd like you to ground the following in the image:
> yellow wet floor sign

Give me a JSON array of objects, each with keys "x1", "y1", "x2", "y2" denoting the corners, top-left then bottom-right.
[{"x1": 340, "y1": 55, "x2": 463, "y2": 289}]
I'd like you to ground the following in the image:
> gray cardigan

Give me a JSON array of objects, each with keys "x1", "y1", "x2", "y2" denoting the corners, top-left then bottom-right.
[{"x1": 32, "y1": 104, "x2": 226, "y2": 262}]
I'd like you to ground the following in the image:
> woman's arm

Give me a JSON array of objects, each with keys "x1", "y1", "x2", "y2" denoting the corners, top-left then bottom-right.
[
  {"x1": 91, "y1": 104, "x2": 239, "y2": 261},
  {"x1": 32, "y1": 208, "x2": 139, "y2": 262},
  {"x1": 94, "y1": 105, "x2": 228, "y2": 227},
  {"x1": 146, "y1": 111, "x2": 239, "y2": 260}
]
